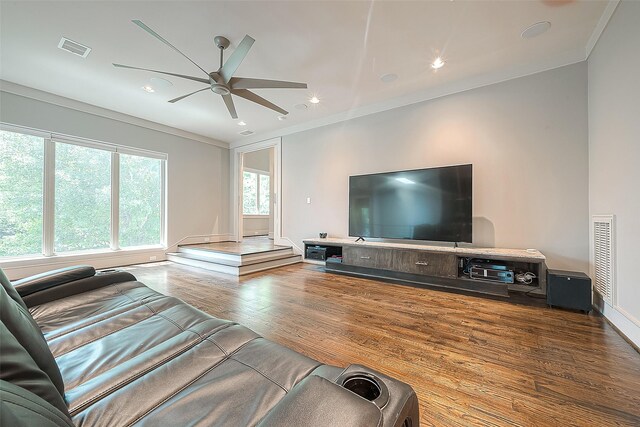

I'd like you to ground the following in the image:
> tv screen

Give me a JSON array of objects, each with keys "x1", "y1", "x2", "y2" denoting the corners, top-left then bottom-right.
[{"x1": 349, "y1": 164, "x2": 472, "y2": 243}]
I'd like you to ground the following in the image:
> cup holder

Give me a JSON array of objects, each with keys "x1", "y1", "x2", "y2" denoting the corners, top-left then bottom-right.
[{"x1": 337, "y1": 372, "x2": 389, "y2": 409}]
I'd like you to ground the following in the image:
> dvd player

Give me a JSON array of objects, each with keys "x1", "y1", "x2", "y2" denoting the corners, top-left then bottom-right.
[{"x1": 469, "y1": 266, "x2": 514, "y2": 284}]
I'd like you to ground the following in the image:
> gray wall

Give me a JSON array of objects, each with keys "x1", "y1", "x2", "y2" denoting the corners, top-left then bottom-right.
[
  {"x1": 0, "y1": 91, "x2": 230, "y2": 251},
  {"x1": 282, "y1": 62, "x2": 589, "y2": 272},
  {"x1": 588, "y1": 0, "x2": 640, "y2": 345}
]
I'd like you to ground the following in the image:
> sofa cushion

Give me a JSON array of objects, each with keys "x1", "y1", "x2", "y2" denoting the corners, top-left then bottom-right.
[
  {"x1": 0, "y1": 285, "x2": 66, "y2": 400},
  {"x1": 0, "y1": 380, "x2": 74, "y2": 427},
  {"x1": 0, "y1": 323, "x2": 69, "y2": 417},
  {"x1": 0, "y1": 267, "x2": 27, "y2": 310}
]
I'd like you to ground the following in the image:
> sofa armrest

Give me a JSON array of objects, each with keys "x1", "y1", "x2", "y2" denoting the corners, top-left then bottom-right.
[
  {"x1": 257, "y1": 375, "x2": 383, "y2": 427},
  {"x1": 13, "y1": 265, "x2": 96, "y2": 297},
  {"x1": 14, "y1": 267, "x2": 137, "y2": 308}
]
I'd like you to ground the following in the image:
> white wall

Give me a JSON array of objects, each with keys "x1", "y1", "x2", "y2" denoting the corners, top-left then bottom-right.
[
  {"x1": 0, "y1": 90, "x2": 230, "y2": 278},
  {"x1": 282, "y1": 62, "x2": 590, "y2": 272},
  {"x1": 588, "y1": 0, "x2": 640, "y2": 346}
]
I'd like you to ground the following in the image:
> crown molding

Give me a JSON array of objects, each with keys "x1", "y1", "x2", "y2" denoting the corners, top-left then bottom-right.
[
  {"x1": 586, "y1": 0, "x2": 620, "y2": 59},
  {"x1": 0, "y1": 80, "x2": 229, "y2": 149},
  {"x1": 230, "y1": 48, "x2": 586, "y2": 149}
]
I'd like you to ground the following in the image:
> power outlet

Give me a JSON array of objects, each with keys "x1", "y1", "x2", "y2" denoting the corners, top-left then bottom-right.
[{"x1": 149, "y1": 256, "x2": 157, "y2": 261}]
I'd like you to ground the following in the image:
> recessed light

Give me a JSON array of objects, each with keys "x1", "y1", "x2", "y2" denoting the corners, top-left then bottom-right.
[
  {"x1": 277, "y1": 115, "x2": 288, "y2": 121},
  {"x1": 149, "y1": 77, "x2": 173, "y2": 88},
  {"x1": 309, "y1": 96, "x2": 320, "y2": 104},
  {"x1": 380, "y1": 73, "x2": 398, "y2": 83},
  {"x1": 295, "y1": 103, "x2": 308, "y2": 110},
  {"x1": 431, "y1": 57, "x2": 445, "y2": 70},
  {"x1": 521, "y1": 21, "x2": 551, "y2": 39},
  {"x1": 239, "y1": 130, "x2": 254, "y2": 136},
  {"x1": 141, "y1": 85, "x2": 155, "y2": 93},
  {"x1": 237, "y1": 121, "x2": 247, "y2": 126}
]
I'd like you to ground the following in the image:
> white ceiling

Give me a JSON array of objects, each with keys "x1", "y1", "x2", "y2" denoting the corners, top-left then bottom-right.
[{"x1": 0, "y1": 1, "x2": 612, "y2": 146}]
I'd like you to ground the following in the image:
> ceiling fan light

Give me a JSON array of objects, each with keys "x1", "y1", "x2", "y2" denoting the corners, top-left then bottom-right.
[
  {"x1": 309, "y1": 96, "x2": 320, "y2": 104},
  {"x1": 237, "y1": 121, "x2": 247, "y2": 126},
  {"x1": 141, "y1": 85, "x2": 155, "y2": 93}
]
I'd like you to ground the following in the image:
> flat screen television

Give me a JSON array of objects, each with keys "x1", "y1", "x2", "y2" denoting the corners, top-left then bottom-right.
[{"x1": 349, "y1": 164, "x2": 472, "y2": 243}]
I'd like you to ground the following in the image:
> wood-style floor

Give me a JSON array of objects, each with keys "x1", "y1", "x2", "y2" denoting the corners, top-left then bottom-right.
[
  {"x1": 181, "y1": 237, "x2": 288, "y2": 255},
  {"x1": 121, "y1": 261, "x2": 640, "y2": 427}
]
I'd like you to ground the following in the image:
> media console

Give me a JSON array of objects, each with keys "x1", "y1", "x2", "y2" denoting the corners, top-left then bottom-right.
[{"x1": 303, "y1": 238, "x2": 547, "y2": 297}]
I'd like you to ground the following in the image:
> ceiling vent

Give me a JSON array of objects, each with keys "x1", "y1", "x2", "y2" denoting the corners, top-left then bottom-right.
[
  {"x1": 58, "y1": 37, "x2": 91, "y2": 58},
  {"x1": 238, "y1": 130, "x2": 254, "y2": 136}
]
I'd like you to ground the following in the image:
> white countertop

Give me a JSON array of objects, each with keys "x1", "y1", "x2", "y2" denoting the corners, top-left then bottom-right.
[{"x1": 303, "y1": 237, "x2": 546, "y2": 261}]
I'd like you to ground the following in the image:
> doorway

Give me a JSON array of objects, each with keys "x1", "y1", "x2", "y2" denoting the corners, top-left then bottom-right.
[{"x1": 241, "y1": 147, "x2": 275, "y2": 240}]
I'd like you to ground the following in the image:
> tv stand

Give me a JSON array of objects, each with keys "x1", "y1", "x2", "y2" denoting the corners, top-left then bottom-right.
[{"x1": 303, "y1": 238, "x2": 547, "y2": 298}]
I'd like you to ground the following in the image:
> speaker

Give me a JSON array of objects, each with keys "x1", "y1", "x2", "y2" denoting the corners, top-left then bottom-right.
[{"x1": 547, "y1": 269, "x2": 592, "y2": 313}]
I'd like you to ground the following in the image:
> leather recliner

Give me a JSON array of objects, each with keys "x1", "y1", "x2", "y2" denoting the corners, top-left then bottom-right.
[{"x1": 0, "y1": 266, "x2": 419, "y2": 426}]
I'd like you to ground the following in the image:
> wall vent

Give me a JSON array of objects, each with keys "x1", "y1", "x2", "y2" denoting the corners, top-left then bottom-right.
[
  {"x1": 238, "y1": 130, "x2": 254, "y2": 136},
  {"x1": 58, "y1": 37, "x2": 92, "y2": 58},
  {"x1": 592, "y1": 215, "x2": 615, "y2": 305}
]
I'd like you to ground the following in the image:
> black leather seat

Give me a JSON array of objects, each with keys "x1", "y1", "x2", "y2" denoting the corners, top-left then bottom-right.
[{"x1": 1, "y1": 266, "x2": 419, "y2": 426}]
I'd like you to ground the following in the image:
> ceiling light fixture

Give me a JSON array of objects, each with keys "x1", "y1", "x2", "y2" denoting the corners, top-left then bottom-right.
[
  {"x1": 277, "y1": 115, "x2": 287, "y2": 121},
  {"x1": 521, "y1": 21, "x2": 551, "y2": 39},
  {"x1": 309, "y1": 96, "x2": 320, "y2": 104},
  {"x1": 431, "y1": 57, "x2": 445, "y2": 70},
  {"x1": 237, "y1": 121, "x2": 247, "y2": 126},
  {"x1": 141, "y1": 85, "x2": 155, "y2": 93}
]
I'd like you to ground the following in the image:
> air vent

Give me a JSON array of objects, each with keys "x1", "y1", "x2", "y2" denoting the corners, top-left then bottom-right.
[
  {"x1": 58, "y1": 37, "x2": 91, "y2": 58},
  {"x1": 592, "y1": 215, "x2": 615, "y2": 305},
  {"x1": 238, "y1": 130, "x2": 254, "y2": 136}
]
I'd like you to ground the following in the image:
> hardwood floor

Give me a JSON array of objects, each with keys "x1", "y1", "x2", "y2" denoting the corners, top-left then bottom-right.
[
  {"x1": 121, "y1": 261, "x2": 640, "y2": 427},
  {"x1": 181, "y1": 237, "x2": 288, "y2": 255}
]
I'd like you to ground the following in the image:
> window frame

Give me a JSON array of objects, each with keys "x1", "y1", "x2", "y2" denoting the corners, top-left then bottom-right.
[
  {"x1": 242, "y1": 168, "x2": 270, "y2": 217},
  {"x1": 0, "y1": 123, "x2": 167, "y2": 260}
]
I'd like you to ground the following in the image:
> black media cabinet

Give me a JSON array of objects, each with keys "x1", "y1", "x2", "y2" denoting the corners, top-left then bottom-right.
[{"x1": 303, "y1": 238, "x2": 547, "y2": 298}]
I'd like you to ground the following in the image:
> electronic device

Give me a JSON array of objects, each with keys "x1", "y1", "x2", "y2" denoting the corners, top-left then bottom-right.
[
  {"x1": 306, "y1": 246, "x2": 327, "y2": 261},
  {"x1": 349, "y1": 164, "x2": 472, "y2": 243},
  {"x1": 547, "y1": 269, "x2": 591, "y2": 313},
  {"x1": 469, "y1": 266, "x2": 514, "y2": 284}
]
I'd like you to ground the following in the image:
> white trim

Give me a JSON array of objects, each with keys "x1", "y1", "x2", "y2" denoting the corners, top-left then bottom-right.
[
  {"x1": 229, "y1": 52, "x2": 587, "y2": 148},
  {"x1": 0, "y1": 123, "x2": 50, "y2": 138},
  {"x1": 593, "y1": 293, "x2": 640, "y2": 348},
  {"x1": 586, "y1": 0, "x2": 620, "y2": 58},
  {"x1": 110, "y1": 152, "x2": 120, "y2": 250},
  {"x1": 165, "y1": 233, "x2": 235, "y2": 253},
  {"x1": 0, "y1": 80, "x2": 228, "y2": 149},
  {"x1": 42, "y1": 138, "x2": 55, "y2": 257},
  {"x1": 0, "y1": 247, "x2": 165, "y2": 281},
  {"x1": 232, "y1": 139, "x2": 281, "y2": 243}
]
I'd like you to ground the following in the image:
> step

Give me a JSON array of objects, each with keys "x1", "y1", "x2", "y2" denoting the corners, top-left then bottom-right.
[
  {"x1": 167, "y1": 252, "x2": 302, "y2": 276},
  {"x1": 177, "y1": 245, "x2": 293, "y2": 267}
]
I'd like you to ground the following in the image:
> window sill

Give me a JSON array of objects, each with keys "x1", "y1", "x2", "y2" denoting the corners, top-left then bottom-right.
[{"x1": 243, "y1": 215, "x2": 270, "y2": 219}]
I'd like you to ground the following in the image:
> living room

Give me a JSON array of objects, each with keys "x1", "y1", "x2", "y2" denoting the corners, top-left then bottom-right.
[{"x1": 1, "y1": 1, "x2": 639, "y2": 426}]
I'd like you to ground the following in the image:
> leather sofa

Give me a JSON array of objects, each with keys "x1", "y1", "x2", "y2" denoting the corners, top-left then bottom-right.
[{"x1": 0, "y1": 265, "x2": 419, "y2": 426}]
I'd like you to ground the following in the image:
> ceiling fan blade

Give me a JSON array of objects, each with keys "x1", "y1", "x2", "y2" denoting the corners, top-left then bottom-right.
[
  {"x1": 230, "y1": 77, "x2": 307, "y2": 90},
  {"x1": 222, "y1": 93, "x2": 238, "y2": 119},
  {"x1": 168, "y1": 87, "x2": 210, "y2": 103},
  {"x1": 113, "y1": 63, "x2": 210, "y2": 84},
  {"x1": 220, "y1": 35, "x2": 255, "y2": 83},
  {"x1": 232, "y1": 89, "x2": 287, "y2": 115},
  {"x1": 132, "y1": 19, "x2": 209, "y2": 77}
]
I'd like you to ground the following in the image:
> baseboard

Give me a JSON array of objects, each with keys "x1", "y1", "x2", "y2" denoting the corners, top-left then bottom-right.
[
  {"x1": 593, "y1": 293, "x2": 640, "y2": 350},
  {"x1": 1, "y1": 248, "x2": 166, "y2": 280},
  {"x1": 166, "y1": 233, "x2": 234, "y2": 252}
]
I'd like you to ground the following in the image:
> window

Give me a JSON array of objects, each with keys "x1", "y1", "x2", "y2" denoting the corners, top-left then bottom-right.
[
  {"x1": 243, "y1": 170, "x2": 270, "y2": 215},
  {"x1": 0, "y1": 130, "x2": 44, "y2": 257},
  {"x1": 55, "y1": 143, "x2": 111, "y2": 252},
  {"x1": 0, "y1": 124, "x2": 166, "y2": 259},
  {"x1": 119, "y1": 154, "x2": 163, "y2": 247}
]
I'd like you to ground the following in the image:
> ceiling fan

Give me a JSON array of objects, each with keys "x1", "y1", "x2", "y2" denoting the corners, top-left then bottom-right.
[{"x1": 113, "y1": 20, "x2": 307, "y2": 119}]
